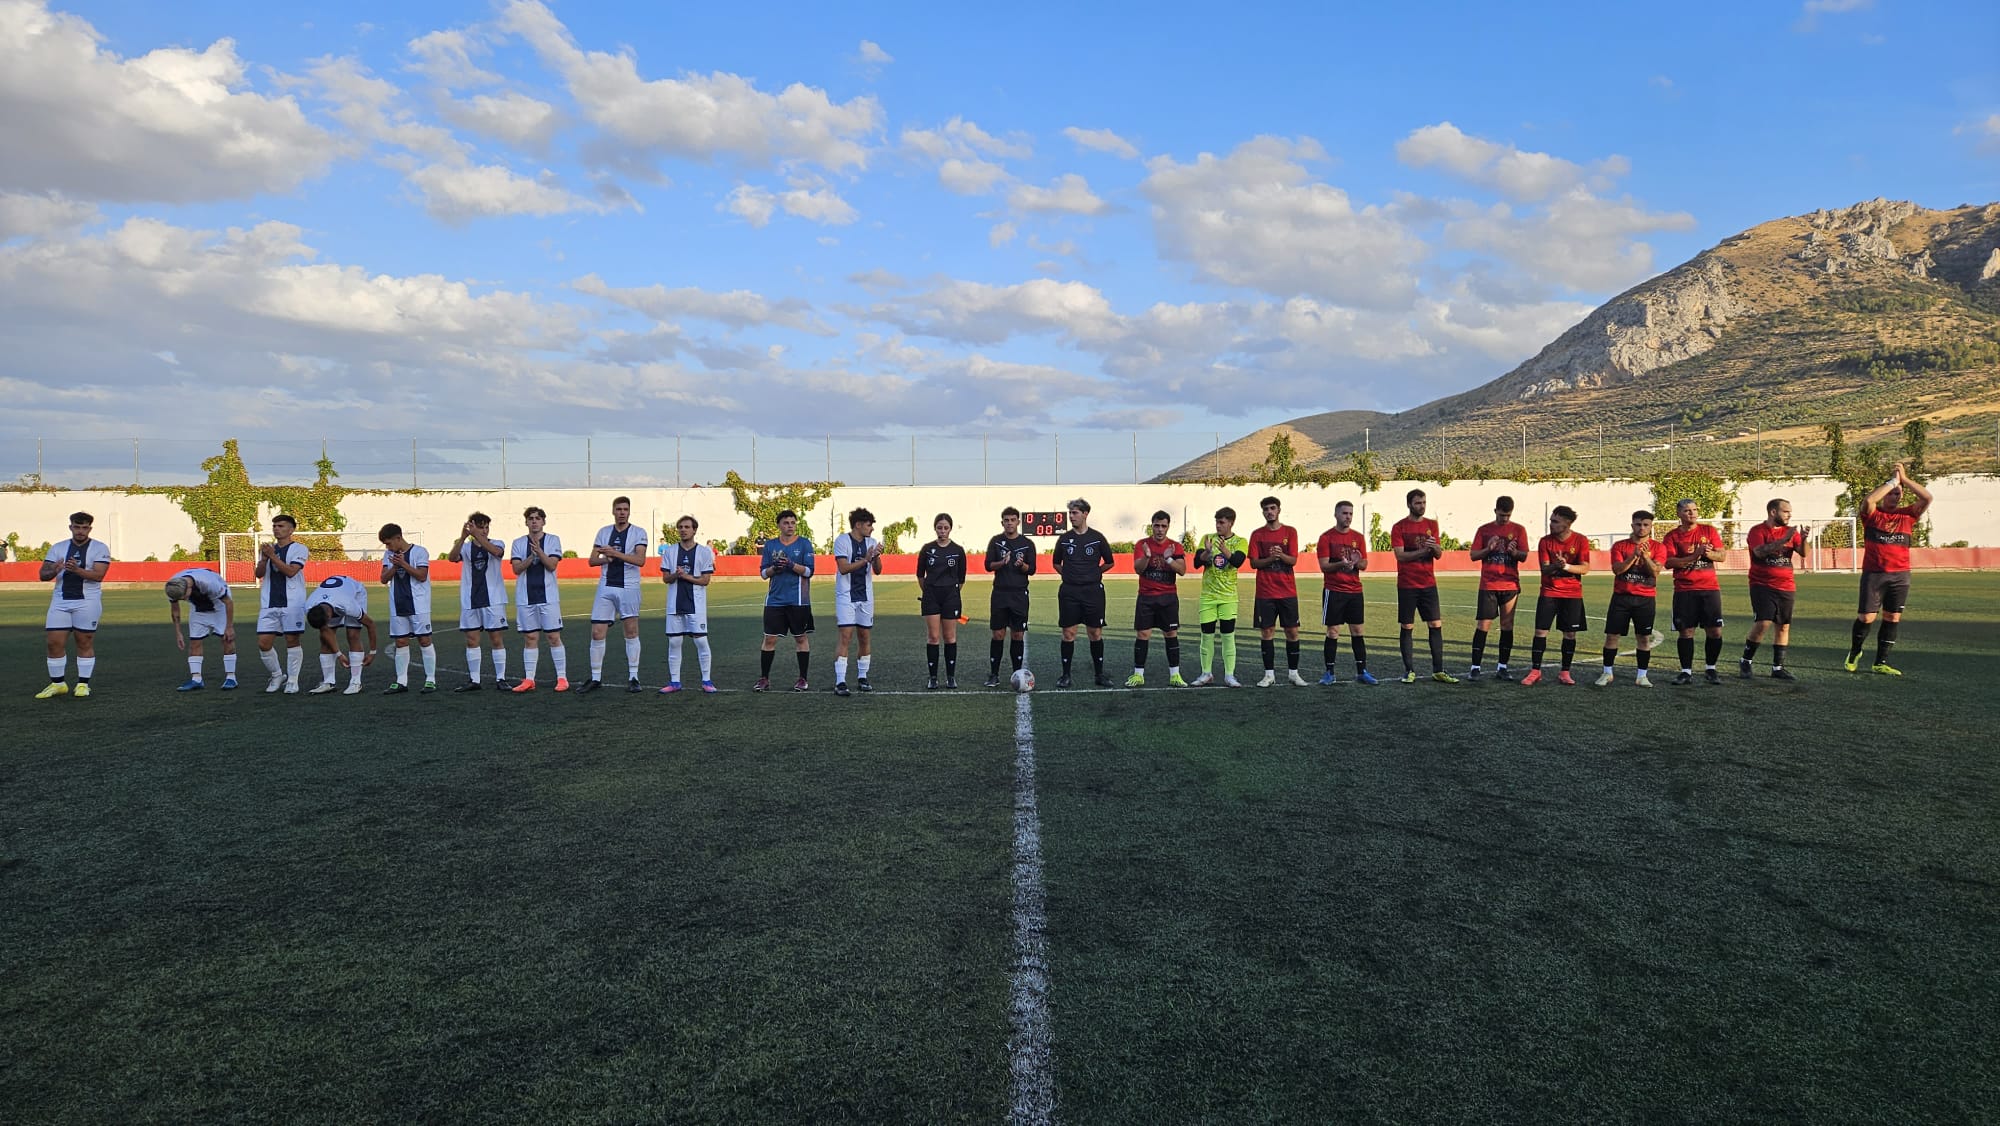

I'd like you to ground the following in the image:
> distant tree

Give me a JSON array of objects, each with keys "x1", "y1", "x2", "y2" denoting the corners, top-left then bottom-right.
[
  {"x1": 1255, "y1": 433, "x2": 1304, "y2": 485},
  {"x1": 1822, "y1": 422, "x2": 1847, "y2": 477},
  {"x1": 1901, "y1": 419, "x2": 1929, "y2": 479}
]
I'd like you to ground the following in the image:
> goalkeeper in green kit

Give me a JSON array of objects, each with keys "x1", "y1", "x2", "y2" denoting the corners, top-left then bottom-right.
[{"x1": 1190, "y1": 506, "x2": 1250, "y2": 686}]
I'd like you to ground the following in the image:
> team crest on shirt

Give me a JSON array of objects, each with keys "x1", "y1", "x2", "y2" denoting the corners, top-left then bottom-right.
[{"x1": 1084, "y1": 544, "x2": 1095, "y2": 556}]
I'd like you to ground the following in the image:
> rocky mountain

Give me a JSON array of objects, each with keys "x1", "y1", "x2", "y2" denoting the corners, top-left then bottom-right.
[{"x1": 1159, "y1": 199, "x2": 2000, "y2": 480}]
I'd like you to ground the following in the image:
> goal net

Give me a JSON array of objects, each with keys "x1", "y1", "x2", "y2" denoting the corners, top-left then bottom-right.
[{"x1": 217, "y1": 529, "x2": 427, "y2": 586}]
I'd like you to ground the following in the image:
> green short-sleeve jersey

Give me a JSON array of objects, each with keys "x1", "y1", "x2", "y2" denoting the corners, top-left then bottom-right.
[{"x1": 1198, "y1": 532, "x2": 1250, "y2": 602}]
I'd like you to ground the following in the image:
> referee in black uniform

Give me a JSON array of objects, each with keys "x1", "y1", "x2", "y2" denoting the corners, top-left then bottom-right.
[{"x1": 1052, "y1": 498, "x2": 1116, "y2": 688}]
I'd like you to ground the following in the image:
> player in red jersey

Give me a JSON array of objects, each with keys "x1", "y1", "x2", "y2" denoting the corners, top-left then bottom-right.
[
  {"x1": 1391, "y1": 489, "x2": 1456, "y2": 684},
  {"x1": 1315, "y1": 500, "x2": 1376, "y2": 685},
  {"x1": 1846, "y1": 462, "x2": 1932, "y2": 675},
  {"x1": 1596, "y1": 510, "x2": 1667, "y2": 687},
  {"x1": 1742, "y1": 498, "x2": 1808, "y2": 681},
  {"x1": 1467, "y1": 495, "x2": 1530, "y2": 680},
  {"x1": 1662, "y1": 498, "x2": 1727, "y2": 685},
  {"x1": 1127, "y1": 510, "x2": 1188, "y2": 687},
  {"x1": 1520, "y1": 505, "x2": 1591, "y2": 686},
  {"x1": 1247, "y1": 496, "x2": 1307, "y2": 686}
]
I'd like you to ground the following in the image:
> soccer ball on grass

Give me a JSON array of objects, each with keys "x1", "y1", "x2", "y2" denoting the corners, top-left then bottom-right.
[{"x1": 1010, "y1": 668, "x2": 1036, "y2": 693}]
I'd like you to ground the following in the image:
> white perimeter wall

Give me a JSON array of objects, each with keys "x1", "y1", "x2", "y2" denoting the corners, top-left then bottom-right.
[{"x1": 5, "y1": 476, "x2": 1998, "y2": 558}]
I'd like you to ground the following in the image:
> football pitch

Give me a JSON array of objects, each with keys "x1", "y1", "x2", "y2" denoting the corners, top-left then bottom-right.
[{"x1": 4, "y1": 574, "x2": 1998, "y2": 1124}]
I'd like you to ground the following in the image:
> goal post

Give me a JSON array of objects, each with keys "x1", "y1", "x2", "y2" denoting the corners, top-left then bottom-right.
[{"x1": 217, "y1": 530, "x2": 425, "y2": 586}]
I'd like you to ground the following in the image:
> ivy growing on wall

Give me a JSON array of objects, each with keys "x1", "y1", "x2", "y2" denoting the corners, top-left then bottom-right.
[{"x1": 722, "y1": 470, "x2": 842, "y2": 554}]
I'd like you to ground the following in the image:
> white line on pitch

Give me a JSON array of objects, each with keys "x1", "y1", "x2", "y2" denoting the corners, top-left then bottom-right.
[{"x1": 1008, "y1": 692, "x2": 1057, "y2": 1125}]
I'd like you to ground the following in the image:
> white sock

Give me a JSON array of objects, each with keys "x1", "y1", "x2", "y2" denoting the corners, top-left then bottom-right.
[
  {"x1": 492, "y1": 646, "x2": 508, "y2": 682},
  {"x1": 394, "y1": 647, "x2": 410, "y2": 684},
  {"x1": 287, "y1": 647, "x2": 303, "y2": 681},
  {"x1": 77, "y1": 657, "x2": 95, "y2": 680},
  {"x1": 222, "y1": 654, "x2": 237, "y2": 677},
  {"x1": 834, "y1": 656, "x2": 848, "y2": 684},
  {"x1": 320, "y1": 653, "x2": 338, "y2": 681},
  {"x1": 349, "y1": 646, "x2": 367, "y2": 684},
  {"x1": 48, "y1": 657, "x2": 66, "y2": 680},
  {"x1": 260, "y1": 648, "x2": 282, "y2": 675},
  {"x1": 188, "y1": 655, "x2": 203, "y2": 681},
  {"x1": 589, "y1": 639, "x2": 605, "y2": 680},
  {"x1": 549, "y1": 642, "x2": 567, "y2": 679},
  {"x1": 695, "y1": 636, "x2": 712, "y2": 678},
  {"x1": 524, "y1": 645, "x2": 541, "y2": 681},
  {"x1": 421, "y1": 645, "x2": 437, "y2": 682},
  {"x1": 856, "y1": 654, "x2": 870, "y2": 678},
  {"x1": 668, "y1": 636, "x2": 684, "y2": 683},
  {"x1": 624, "y1": 637, "x2": 641, "y2": 679},
  {"x1": 468, "y1": 647, "x2": 484, "y2": 684}
]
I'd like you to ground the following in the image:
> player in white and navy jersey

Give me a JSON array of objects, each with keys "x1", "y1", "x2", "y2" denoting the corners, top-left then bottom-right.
[
  {"x1": 510, "y1": 506, "x2": 567, "y2": 693},
  {"x1": 378, "y1": 523, "x2": 436, "y2": 694},
  {"x1": 659, "y1": 515, "x2": 717, "y2": 694},
  {"x1": 38, "y1": 511, "x2": 112, "y2": 699},
  {"x1": 254, "y1": 514, "x2": 310, "y2": 693},
  {"x1": 830, "y1": 507, "x2": 883, "y2": 697},
  {"x1": 584, "y1": 496, "x2": 649, "y2": 693},
  {"x1": 164, "y1": 567, "x2": 239, "y2": 691},
  {"x1": 303, "y1": 574, "x2": 377, "y2": 694},
  {"x1": 448, "y1": 511, "x2": 511, "y2": 692}
]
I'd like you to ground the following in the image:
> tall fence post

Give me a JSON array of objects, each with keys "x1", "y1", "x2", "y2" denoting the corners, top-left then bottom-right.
[
  {"x1": 1212, "y1": 432, "x2": 1221, "y2": 479},
  {"x1": 910, "y1": 435, "x2": 917, "y2": 486},
  {"x1": 751, "y1": 436, "x2": 757, "y2": 483},
  {"x1": 500, "y1": 438, "x2": 508, "y2": 490},
  {"x1": 1132, "y1": 432, "x2": 1139, "y2": 484},
  {"x1": 133, "y1": 440, "x2": 140, "y2": 486},
  {"x1": 1520, "y1": 423, "x2": 1527, "y2": 479},
  {"x1": 1669, "y1": 422, "x2": 1675, "y2": 472},
  {"x1": 825, "y1": 435, "x2": 832, "y2": 483},
  {"x1": 1054, "y1": 434, "x2": 1061, "y2": 485},
  {"x1": 586, "y1": 438, "x2": 593, "y2": 487},
  {"x1": 984, "y1": 435, "x2": 990, "y2": 486},
  {"x1": 410, "y1": 439, "x2": 418, "y2": 489},
  {"x1": 36, "y1": 437, "x2": 43, "y2": 484},
  {"x1": 1439, "y1": 428, "x2": 1446, "y2": 477}
]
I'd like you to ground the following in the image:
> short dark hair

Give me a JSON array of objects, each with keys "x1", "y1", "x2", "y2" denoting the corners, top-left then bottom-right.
[
  {"x1": 933, "y1": 512, "x2": 953, "y2": 528},
  {"x1": 1336, "y1": 500, "x2": 1354, "y2": 512},
  {"x1": 850, "y1": 508, "x2": 875, "y2": 526},
  {"x1": 1001, "y1": 506, "x2": 1021, "y2": 519},
  {"x1": 1551, "y1": 504, "x2": 1577, "y2": 522},
  {"x1": 1633, "y1": 510, "x2": 1655, "y2": 522},
  {"x1": 1767, "y1": 498, "x2": 1787, "y2": 514},
  {"x1": 69, "y1": 511, "x2": 92, "y2": 525},
  {"x1": 612, "y1": 496, "x2": 631, "y2": 507},
  {"x1": 468, "y1": 511, "x2": 490, "y2": 526},
  {"x1": 1150, "y1": 510, "x2": 1170, "y2": 523},
  {"x1": 677, "y1": 515, "x2": 699, "y2": 531},
  {"x1": 1495, "y1": 495, "x2": 1514, "y2": 512},
  {"x1": 775, "y1": 509, "x2": 798, "y2": 523},
  {"x1": 378, "y1": 523, "x2": 402, "y2": 541},
  {"x1": 1259, "y1": 496, "x2": 1280, "y2": 509},
  {"x1": 306, "y1": 605, "x2": 331, "y2": 629},
  {"x1": 1215, "y1": 506, "x2": 1235, "y2": 521},
  {"x1": 1067, "y1": 497, "x2": 1091, "y2": 513},
  {"x1": 272, "y1": 514, "x2": 297, "y2": 529},
  {"x1": 1406, "y1": 488, "x2": 1426, "y2": 504},
  {"x1": 523, "y1": 506, "x2": 546, "y2": 520}
]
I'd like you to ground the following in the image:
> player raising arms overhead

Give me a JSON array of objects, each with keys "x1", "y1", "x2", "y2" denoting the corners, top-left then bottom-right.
[
  {"x1": 660, "y1": 516, "x2": 718, "y2": 694},
  {"x1": 1316, "y1": 500, "x2": 1377, "y2": 685},
  {"x1": 253, "y1": 515, "x2": 310, "y2": 694},
  {"x1": 917, "y1": 514, "x2": 968, "y2": 690},
  {"x1": 831, "y1": 508, "x2": 882, "y2": 697},
  {"x1": 1847, "y1": 462, "x2": 1933, "y2": 676},
  {"x1": 1127, "y1": 510, "x2": 1188, "y2": 688},
  {"x1": 1596, "y1": 510, "x2": 1667, "y2": 688},
  {"x1": 1519, "y1": 506, "x2": 1591, "y2": 687},
  {"x1": 984, "y1": 508, "x2": 1037, "y2": 688},
  {"x1": 1743, "y1": 498, "x2": 1808, "y2": 681},
  {"x1": 1467, "y1": 495, "x2": 1530, "y2": 680},
  {"x1": 1662, "y1": 499, "x2": 1727, "y2": 686},
  {"x1": 37, "y1": 512, "x2": 111, "y2": 699},
  {"x1": 448, "y1": 512, "x2": 510, "y2": 692},
  {"x1": 1248, "y1": 496, "x2": 1307, "y2": 687},
  {"x1": 1191, "y1": 507, "x2": 1248, "y2": 687},
  {"x1": 1392, "y1": 489, "x2": 1457, "y2": 684},
  {"x1": 509, "y1": 506, "x2": 567, "y2": 693}
]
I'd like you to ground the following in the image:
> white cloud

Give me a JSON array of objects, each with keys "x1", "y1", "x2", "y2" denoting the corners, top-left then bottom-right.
[
  {"x1": 988, "y1": 221, "x2": 1017, "y2": 247},
  {"x1": 404, "y1": 28, "x2": 501, "y2": 89},
  {"x1": 1441, "y1": 190, "x2": 1697, "y2": 293},
  {"x1": 847, "y1": 268, "x2": 907, "y2": 292},
  {"x1": 901, "y1": 116, "x2": 1033, "y2": 161},
  {"x1": 408, "y1": 163, "x2": 607, "y2": 221},
  {"x1": 1395, "y1": 122, "x2": 1618, "y2": 202},
  {"x1": 1957, "y1": 114, "x2": 2000, "y2": 155},
  {"x1": 1062, "y1": 126, "x2": 1139, "y2": 160},
  {"x1": 308, "y1": 56, "x2": 464, "y2": 161},
  {"x1": 1141, "y1": 136, "x2": 1427, "y2": 308},
  {"x1": 1008, "y1": 173, "x2": 1112, "y2": 216},
  {"x1": 572, "y1": 274, "x2": 831, "y2": 334},
  {"x1": 1795, "y1": 0, "x2": 1872, "y2": 31},
  {"x1": 857, "y1": 40, "x2": 893, "y2": 66},
  {"x1": 724, "y1": 184, "x2": 776, "y2": 227},
  {"x1": 722, "y1": 179, "x2": 858, "y2": 228},
  {"x1": 0, "y1": 191, "x2": 98, "y2": 239},
  {"x1": 0, "y1": 0, "x2": 337, "y2": 202},
  {"x1": 857, "y1": 278, "x2": 1122, "y2": 346},
  {"x1": 438, "y1": 90, "x2": 562, "y2": 152},
  {"x1": 938, "y1": 158, "x2": 1009, "y2": 195},
  {"x1": 498, "y1": 0, "x2": 881, "y2": 172}
]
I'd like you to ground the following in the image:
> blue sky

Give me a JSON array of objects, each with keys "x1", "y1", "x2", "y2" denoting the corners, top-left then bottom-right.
[{"x1": 1, "y1": 0, "x2": 1995, "y2": 477}]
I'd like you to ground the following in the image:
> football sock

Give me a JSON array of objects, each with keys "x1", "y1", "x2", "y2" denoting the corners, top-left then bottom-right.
[
  {"x1": 927, "y1": 644, "x2": 940, "y2": 678},
  {"x1": 624, "y1": 637, "x2": 640, "y2": 678},
  {"x1": 796, "y1": 650, "x2": 810, "y2": 679},
  {"x1": 1400, "y1": 630, "x2": 1415, "y2": 673},
  {"x1": 1060, "y1": 640, "x2": 1074, "y2": 675},
  {"x1": 1089, "y1": 639, "x2": 1104, "y2": 675},
  {"x1": 1677, "y1": 636, "x2": 1695, "y2": 672},
  {"x1": 590, "y1": 639, "x2": 606, "y2": 680},
  {"x1": 1349, "y1": 637, "x2": 1367, "y2": 672},
  {"x1": 1560, "y1": 637, "x2": 1576, "y2": 672},
  {"x1": 1427, "y1": 627, "x2": 1445, "y2": 673},
  {"x1": 760, "y1": 649, "x2": 775, "y2": 677},
  {"x1": 394, "y1": 647, "x2": 410, "y2": 685},
  {"x1": 320, "y1": 653, "x2": 338, "y2": 682},
  {"x1": 1530, "y1": 637, "x2": 1547, "y2": 669},
  {"x1": 222, "y1": 654, "x2": 236, "y2": 677},
  {"x1": 187, "y1": 656, "x2": 203, "y2": 681},
  {"x1": 1261, "y1": 638, "x2": 1276, "y2": 671},
  {"x1": 468, "y1": 648, "x2": 483, "y2": 684},
  {"x1": 990, "y1": 639, "x2": 1004, "y2": 676},
  {"x1": 833, "y1": 655, "x2": 846, "y2": 685},
  {"x1": 549, "y1": 642, "x2": 567, "y2": 678},
  {"x1": 286, "y1": 647, "x2": 303, "y2": 681},
  {"x1": 1009, "y1": 638, "x2": 1023, "y2": 672},
  {"x1": 1220, "y1": 621, "x2": 1238, "y2": 676},
  {"x1": 852, "y1": 651, "x2": 866, "y2": 680},
  {"x1": 260, "y1": 648, "x2": 282, "y2": 675},
  {"x1": 1324, "y1": 636, "x2": 1340, "y2": 671},
  {"x1": 1849, "y1": 619, "x2": 1870, "y2": 659},
  {"x1": 944, "y1": 643, "x2": 957, "y2": 678},
  {"x1": 492, "y1": 647, "x2": 508, "y2": 682},
  {"x1": 524, "y1": 645, "x2": 542, "y2": 680},
  {"x1": 671, "y1": 639, "x2": 687, "y2": 683},
  {"x1": 1773, "y1": 644, "x2": 1787, "y2": 669},
  {"x1": 1164, "y1": 637, "x2": 1179, "y2": 672},
  {"x1": 1133, "y1": 640, "x2": 1148, "y2": 672},
  {"x1": 1470, "y1": 628, "x2": 1488, "y2": 669},
  {"x1": 1284, "y1": 639, "x2": 1300, "y2": 671},
  {"x1": 1636, "y1": 648, "x2": 1652, "y2": 671},
  {"x1": 47, "y1": 657, "x2": 66, "y2": 681},
  {"x1": 1499, "y1": 629, "x2": 1515, "y2": 668},
  {"x1": 421, "y1": 645, "x2": 437, "y2": 683},
  {"x1": 1602, "y1": 646, "x2": 1618, "y2": 669},
  {"x1": 1704, "y1": 636, "x2": 1722, "y2": 669},
  {"x1": 1199, "y1": 625, "x2": 1215, "y2": 673},
  {"x1": 1742, "y1": 640, "x2": 1760, "y2": 662},
  {"x1": 1876, "y1": 621, "x2": 1898, "y2": 663},
  {"x1": 76, "y1": 657, "x2": 95, "y2": 683}
]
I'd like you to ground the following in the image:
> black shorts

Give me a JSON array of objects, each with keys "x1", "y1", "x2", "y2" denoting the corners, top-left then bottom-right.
[
  {"x1": 990, "y1": 590, "x2": 1030, "y2": 633},
  {"x1": 1253, "y1": 596, "x2": 1299, "y2": 630},
  {"x1": 1858, "y1": 571, "x2": 1910, "y2": 616},
  {"x1": 1750, "y1": 586, "x2": 1795, "y2": 625},
  {"x1": 1321, "y1": 590, "x2": 1365, "y2": 627},
  {"x1": 920, "y1": 587, "x2": 963, "y2": 619},
  {"x1": 1604, "y1": 593, "x2": 1656, "y2": 637},
  {"x1": 1534, "y1": 595, "x2": 1587, "y2": 633},
  {"x1": 1058, "y1": 585, "x2": 1107, "y2": 629},
  {"x1": 1134, "y1": 593, "x2": 1180, "y2": 632},
  {"x1": 1671, "y1": 590, "x2": 1725, "y2": 632},
  {"x1": 1476, "y1": 588, "x2": 1520, "y2": 621},
  {"x1": 1397, "y1": 586, "x2": 1441, "y2": 626},
  {"x1": 762, "y1": 605, "x2": 814, "y2": 637}
]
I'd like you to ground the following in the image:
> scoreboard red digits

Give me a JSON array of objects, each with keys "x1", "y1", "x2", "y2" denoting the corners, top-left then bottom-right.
[{"x1": 1021, "y1": 511, "x2": 1068, "y2": 537}]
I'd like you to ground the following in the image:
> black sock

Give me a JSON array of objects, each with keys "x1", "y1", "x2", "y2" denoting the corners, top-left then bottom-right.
[
  {"x1": 1704, "y1": 635, "x2": 1723, "y2": 668},
  {"x1": 1850, "y1": 619, "x2": 1870, "y2": 658},
  {"x1": 1602, "y1": 646, "x2": 1618, "y2": 669},
  {"x1": 1560, "y1": 637, "x2": 1576, "y2": 672},
  {"x1": 797, "y1": 651, "x2": 810, "y2": 678},
  {"x1": 944, "y1": 643, "x2": 957, "y2": 677},
  {"x1": 1089, "y1": 639, "x2": 1104, "y2": 674},
  {"x1": 990, "y1": 639, "x2": 1004, "y2": 675},
  {"x1": 1742, "y1": 640, "x2": 1760, "y2": 662},
  {"x1": 1061, "y1": 640, "x2": 1074, "y2": 675},
  {"x1": 1471, "y1": 628, "x2": 1488, "y2": 667},
  {"x1": 1637, "y1": 648, "x2": 1652, "y2": 671},
  {"x1": 1261, "y1": 638, "x2": 1275, "y2": 671},
  {"x1": 927, "y1": 643, "x2": 940, "y2": 677},
  {"x1": 1678, "y1": 636, "x2": 1695, "y2": 671},
  {"x1": 1499, "y1": 629, "x2": 1515, "y2": 667},
  {"x1": 1427, "y1": 627, "x2": 1444, "y2": 673},
  {"x1": 1773, "y1": 644, "x2": 1787, "y2": 669},
  {"x1": 1010, "y1": 637, "x2": 1024, "y2": 671},
  {"x1": 1400, "y1": 630, "x2": 1414, "y2": 673},
  {"x1": 1876, "y1": 621, "x2": 1899, "y2": 664},
  {"x1": 1531, "y1": 636, "x2": 1547, "y2": 668},
  {"x1": 1324, "y1": 636, "x2": 1340, "y2": 671},
  {"x1": 1350, "y1": 637, "x2": 1367, "y2": 671},
  {"x1": 1285, "y1": 640, "x2": 1300, "y2": 670},
  {"x1": 760, "y1": 649, "x2": 774, "y2": 677},
  {"x1": 1134, "y1": 639, "x2": 1149, "y2": 670},
  {"x1": 1165, "y1": 637, "x2": 1180, "y2": 672}
]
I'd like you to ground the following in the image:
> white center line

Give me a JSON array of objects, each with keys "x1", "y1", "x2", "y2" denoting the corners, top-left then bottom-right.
[{"x1": 1008, "y1": 692, "x2": 1057, "y2": 1125}]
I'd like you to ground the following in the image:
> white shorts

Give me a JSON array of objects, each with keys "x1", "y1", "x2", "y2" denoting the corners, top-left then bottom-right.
[
  {"x1": 45, "y1": 601, "x2": 102, "y2": 633},
  {"x1": 390, "y1": 615, "x2": 433, "y2": 639},
  {"x1": 592, "y1": 587, "x2": 642, "y2": 622},
  {"x1": 516, "y1": 603, "x2": 563, "y2": 633},
  {"x1": 835, "y1": 599, "x2": 875, "y2": 628},
  {"x1": 258, "y1": 607, "x2": 305, "y2": 635},
  {"x1": 665, "y1": 613, "x2": 708, "y2": 636},
  {"x1": 186, "y1": 606, "x2": 230, "y2": 640},
  {"x1": 460, "y1": 607, "x2": 508, "y2": 632}
]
